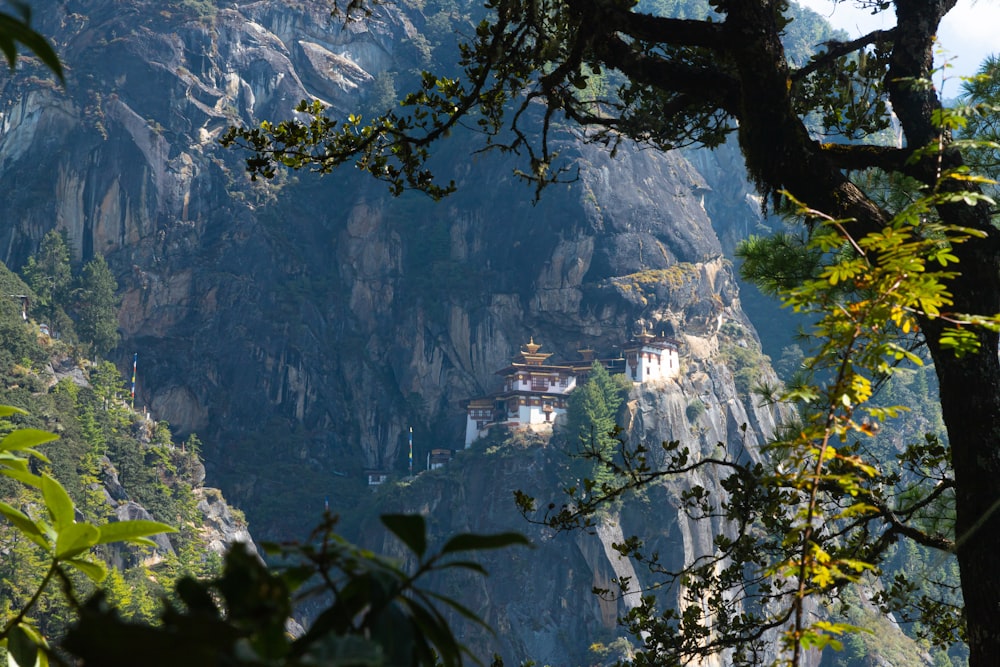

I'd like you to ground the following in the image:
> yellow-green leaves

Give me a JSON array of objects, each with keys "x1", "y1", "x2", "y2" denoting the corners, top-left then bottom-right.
[
  {"x1": 41, "y1": 474, "x2": 74, "y2": 532},
  {"x1": 0, "y1": 423, "x2": 56, "y2": 489},
  {"x1": 0, "y1": 408, "x2": 177, "y2": 661},
  {"x1": 750, "y1": 177, "x2": 1000, "y2": 662},
  {"x1": 0, "y1": 501, "x2": 48, "y2": 549},
  {"x1": 96, "y1": 519, "x2": 175, "y2": 547},
  {"x1": 55, "y1": 523, "x2": 101, "y2": 560}
]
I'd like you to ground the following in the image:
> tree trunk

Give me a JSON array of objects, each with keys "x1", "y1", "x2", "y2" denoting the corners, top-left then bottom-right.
[
  {"x1": 922, "y1": 248, "x2": 1000, "y2": 665},
  {"x1": 725, "y1": 3, "x2": 1000, "y2": 663}
]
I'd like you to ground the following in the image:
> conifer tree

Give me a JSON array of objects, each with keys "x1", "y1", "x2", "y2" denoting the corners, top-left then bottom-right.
[
  {"x1": 564, "y1": 362, "x2": 630, "y2": 489},
  {"x1": 22, "y1": 230, "x2": 72, "y2": 319},
  {"x1": 72, "y1": 255, "x2": 120, "y2": 356}
]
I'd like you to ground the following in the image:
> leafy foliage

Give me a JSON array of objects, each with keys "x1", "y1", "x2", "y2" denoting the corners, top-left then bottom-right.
[
  {"x1": 0, "y1": 405, "x2": 174, "y2": 666},
  {"x1": 512, "y1": 155, "x2": 999, "y2": 664},
  {"x1": 18, "y1": 232, "x2": 122, "y2": 354},
  {"x1": 562, "y1": 362, "x2": 631, "y2": 490},
  {"x1": 61, "y1": 513, "x2": 528, "y2": 667},
  {"x1": 959, "y1": 56, "x2": 1000, "y2": 179},
  {"x1": 226, "y1": 0, "x2": 1000, "y2": 662},
  {"x1": 0, "y1": 253, "x2": 239, "y2": 662},
  {"x1": 72, "y1": 255, "x2": 121, "y2": 356},
  {"x1": 0, "y1": 245, "x2": 527, "y2": 667}
]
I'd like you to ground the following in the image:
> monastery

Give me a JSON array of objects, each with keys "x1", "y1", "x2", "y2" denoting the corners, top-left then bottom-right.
[{"x1": 463, "y1": 330, "x2": 680, "y2": 448}]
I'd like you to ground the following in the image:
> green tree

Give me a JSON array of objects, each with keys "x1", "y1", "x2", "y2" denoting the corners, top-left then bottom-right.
[
  {"x1": 960, "y1": 55, "x2": 1000, "y2": 178},
  {"x1": 72, "y1": 255, "x2": 120, "y2": 356},
  {"x1": 2, "y1": 402, "x2": 520, "y2": 667},
  {"x1": 564, "y1": 362, "x2": 629, "y2": 489},
  {"x1": 0, "y1": 405, "x2": 175, "y2": 666},
  {"x1": 225, "y1": 2, "x2": 1000, "y2": 664},
  {"x1": 22, "y1": 230, "x2": 73, "y2": 320}
]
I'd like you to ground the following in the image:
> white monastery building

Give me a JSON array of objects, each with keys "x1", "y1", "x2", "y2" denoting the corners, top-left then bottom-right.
[
  {"x1": 464, "y1": 330, "x2": 680, "y2": 448},
  {"x1": 623, "y1": 329, "x2": 680, "y2": 383}
]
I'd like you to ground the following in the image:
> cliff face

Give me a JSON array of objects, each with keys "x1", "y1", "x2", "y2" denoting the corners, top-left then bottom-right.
[
  {"x1": 0, "y1": 0, "x2": 769, "y2": 534},
  {"x1": 359, "y1": 356, "x2": 787, "y2": 666},
  {"x1": 0, "y1": 0, "x2": 797, "y2": 660}
]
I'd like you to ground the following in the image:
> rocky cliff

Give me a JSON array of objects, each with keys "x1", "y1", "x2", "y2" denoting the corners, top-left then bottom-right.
[
  {"x1": 357, "y1": 338, "x2": 788, "y2": 665},
  {"x1": 0, "y1": 0, "x2": 803, "y2": 663},
  {"x1": 0, "y1": 0, "x2": 773, "y2": 531}
]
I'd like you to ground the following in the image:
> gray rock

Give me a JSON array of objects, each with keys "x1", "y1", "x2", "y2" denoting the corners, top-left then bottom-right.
[{"x1": 116, "y1": 501, "x2": 174, "y2": 554}]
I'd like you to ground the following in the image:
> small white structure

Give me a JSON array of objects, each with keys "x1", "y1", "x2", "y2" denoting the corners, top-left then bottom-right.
[
  {"x1": 427, "y1": 449, "x2": 452, "y2": 470},
  {"x1": 465, "y1": 397, "x2": 496, "y2": 448},
  {"x1": 366, "y1": 470, "x2": 389, "y2": 486},
  {"x1": 623, "y1": 329, "x2": 680, "y2": 383}
]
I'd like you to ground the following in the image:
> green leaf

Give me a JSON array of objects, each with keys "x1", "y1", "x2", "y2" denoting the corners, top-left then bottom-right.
[
  {"x1": 41, "y1": 474, "x2": 74, "y2": 530},
  {"x1": 64, "y1": 556, "x2": 108, "y2": 583},
  {"x1": 7, "y1": 623, "x2": 38, "y2": 667},
  {"x1": 381, "y1": 514, "x2": 427, "y2": 558},
  {"x1": 13, "y1": 621, "x2": 47, "y2": 647},
  {"x1": 55, "y1": 522, "x2": 100, "y2": 560},
  {"x1": 440, "y1": 531, "x2": 530, "y2": 554},
  {"x1": 0, "y1": 428, "x2": 58, "y2": 452},
  {"x1": 96, "y1": 519, "x2": 176, "y2": 546},
  {"x1": 279, "y1": 564, "x2": 317, "y2": 593},
  {"x1": 0, "y1": 10, "x2": 63, "y2": 80},
  {"x1": 0, "y1": 405, "x2": 27, "y2": 418},
  {"x1": 11, "y1": 448, "x2": 50, "y2": 464},
  {"x1": 0, "y1": 500, "x2": 50, "y2": 549},
  {"x1": 0, "y1": 467, "x2": 44, "y2": 489}
]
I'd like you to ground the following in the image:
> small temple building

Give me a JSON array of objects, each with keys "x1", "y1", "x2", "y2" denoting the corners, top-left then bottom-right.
[
  {"x1": 622, "y1": 328, "x2": 680, "y2": 383},
  {"x1": 463, "y1": 330, "x2": 681, "y2": 448},
  {"x1": 427, "y1": 448, "x2": 452, "y2": 470},
  {"x1": 463, "y1": 338, "x2": 578, "y2": 447}
]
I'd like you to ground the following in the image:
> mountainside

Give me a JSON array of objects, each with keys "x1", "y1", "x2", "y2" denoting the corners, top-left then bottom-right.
[
  {"x1": 354, "y1": 336, "x2": 788, "y2": 666},
  {"x1": 0, "y1": 0, "x2": 775, "y2": 532},
  {"x1": 0, "y1": 1, "x2": 868, "y2": 664},
  {"x1": 0, "y1": 259, "x2": 252, "y2": 634}
]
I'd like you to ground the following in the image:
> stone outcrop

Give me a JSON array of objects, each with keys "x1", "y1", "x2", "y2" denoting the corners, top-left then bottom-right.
[{"x1": 358, "y1": 361, "x2": 790, "y2": 665}]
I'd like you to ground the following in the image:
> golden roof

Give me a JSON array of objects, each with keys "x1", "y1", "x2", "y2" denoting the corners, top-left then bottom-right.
[{"x1": 522, "y1": 337, "x2": 542, "y2": 354}]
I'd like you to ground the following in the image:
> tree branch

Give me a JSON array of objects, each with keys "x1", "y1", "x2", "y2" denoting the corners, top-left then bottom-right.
[
  {"x1": 597, "y1": 35, "x2": 740, "y2": 115},
  {"x1": 819, "y1": 142, "x2": 912, "y2": 172},
  {"x1": 792, "y1": 28, "x2": 896, "y2": 82}
]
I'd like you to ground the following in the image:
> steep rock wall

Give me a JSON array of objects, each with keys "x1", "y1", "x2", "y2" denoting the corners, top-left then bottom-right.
[{"x1": 2, "y1": 0, "x2": 762, "y2": 539}]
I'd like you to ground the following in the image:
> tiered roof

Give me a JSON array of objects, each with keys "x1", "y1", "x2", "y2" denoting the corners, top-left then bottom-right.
[{"x1": 496, "y1": 338, "x2": 577, "y2": 377}]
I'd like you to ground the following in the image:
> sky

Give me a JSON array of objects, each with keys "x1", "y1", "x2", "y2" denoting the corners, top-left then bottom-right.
[{"x1": 795, "y1": 0, "x2": 1000, "y2": 92}]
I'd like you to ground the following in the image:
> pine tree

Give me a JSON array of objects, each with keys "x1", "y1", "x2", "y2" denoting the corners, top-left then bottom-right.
[
  {"x1": 564, "y1": 362, "x2": 629, "y2": 489},
  {"x1": 22, "y1": 231, "x2": 72, "y2": 310},
  {"x1": 72, "y1": 255, "x2": 120, "y2": 356},
  {"x1": 21, "y1": 230, "x2": 75, "y2": 339}
]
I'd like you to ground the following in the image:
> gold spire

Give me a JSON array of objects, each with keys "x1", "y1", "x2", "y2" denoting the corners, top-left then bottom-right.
[{"x1": 523, "y1": 337, "x2": 542, "y2": 354}]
